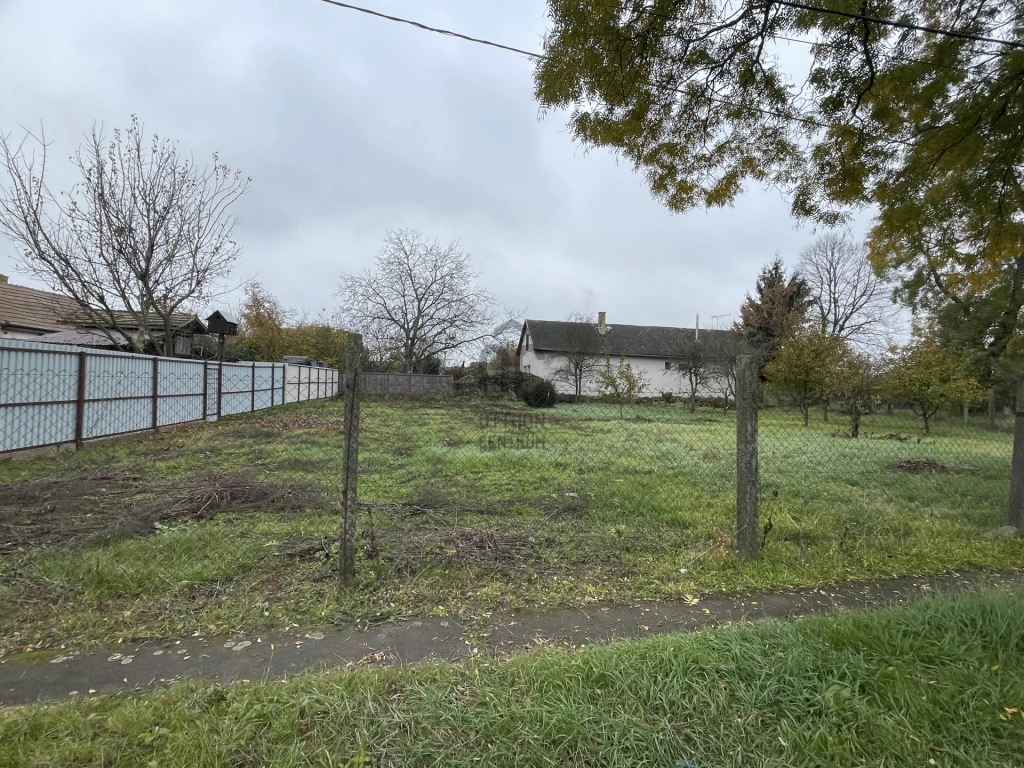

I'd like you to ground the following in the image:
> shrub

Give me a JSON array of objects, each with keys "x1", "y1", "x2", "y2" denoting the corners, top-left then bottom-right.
[
  {"x1": 523, "y1": 379, "x2": 558, "y2": 408},
  {"x1": 660, "y1": 391, "x2": 675, "y2": 404}
]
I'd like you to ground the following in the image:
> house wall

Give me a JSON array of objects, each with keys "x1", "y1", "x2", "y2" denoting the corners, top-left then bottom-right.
[
  {"x1": 1, "y1": 328, "x2": 45, "y2": 340},
  {"x1": 520, "y1": 346, "x2": 730, "y2": 399}
]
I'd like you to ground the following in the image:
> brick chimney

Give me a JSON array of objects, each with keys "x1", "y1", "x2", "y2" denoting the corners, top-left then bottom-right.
[
  {"x1": 597, "y1": 311, "x2": 607, "y2": 334},
  {"x1": 0, "y1": 274, "x2": 7, "y2": 284}
]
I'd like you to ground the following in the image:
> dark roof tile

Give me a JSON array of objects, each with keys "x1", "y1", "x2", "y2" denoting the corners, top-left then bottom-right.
[{"x1": 525, "y1": 319, "x2": 736, "y2": 358}]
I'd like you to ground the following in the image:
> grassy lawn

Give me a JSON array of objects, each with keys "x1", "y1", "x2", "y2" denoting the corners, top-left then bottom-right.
[
  {"x1": 3, "y1": 590, "x2": 1023, "y2": 767},
  {"x1": 0, "y1": 395, "x2": 1020, "y2": 651}
]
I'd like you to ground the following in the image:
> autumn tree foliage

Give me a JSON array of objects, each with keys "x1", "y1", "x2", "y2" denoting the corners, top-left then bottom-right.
[
  {"x1": 880, "y1": 334, "x2": 983, "y2": 434},
  {"x1": 738, "y1": 257, "x2": 808, "y2": 365},
  {"x1": 764, "y1": 329, "x2": 847, "y2": 427},
  {"x1": 535, "y1": 1, "x2": 1024, "y2": 360},
  {"x1": 238, "y1": 282, "x2": 348, "y2": 368}
]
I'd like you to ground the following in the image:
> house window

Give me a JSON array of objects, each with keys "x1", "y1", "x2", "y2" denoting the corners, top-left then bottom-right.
[
  {"x1": 524, "y1": 365, "x2": 531, "y2": 373},
  {"x1": 665, "y1": 361, "x2": 672, "y2": 370}
]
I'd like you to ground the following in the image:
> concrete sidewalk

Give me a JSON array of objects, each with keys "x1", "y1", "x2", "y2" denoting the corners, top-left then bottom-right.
[{"x1": 2, "y1": 570, "x2": 1019, "y2": 706}]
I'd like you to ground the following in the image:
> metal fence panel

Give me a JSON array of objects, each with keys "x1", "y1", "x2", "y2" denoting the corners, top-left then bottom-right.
[
  {"x1": 1, "y1": 340, "x2": 339, "y2": 455},
  {"x1": 157, "y1": 358, "x2": 206, "y2": 427},
  {"x1": 0, "y1": 345, "x2": 78, "y2": 452}
]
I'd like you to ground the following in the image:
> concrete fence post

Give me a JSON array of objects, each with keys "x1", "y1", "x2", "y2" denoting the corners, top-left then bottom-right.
[
  {"x1": 1008, "y1": 372, "x2": 1024, "y2": 529},
  {"x1": 736, "y1": 354, "x2": 760, "y2": 560},
  {"x1": 340, "y1": 333, "x2": 363, "y2": 587}
]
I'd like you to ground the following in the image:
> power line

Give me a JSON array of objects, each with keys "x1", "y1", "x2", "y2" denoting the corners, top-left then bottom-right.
[
  {"x1": 315, "y1": 0, "x2": 540, "y2": 59},
  {"x1": 770, "y1": 0, "x2": 1024, "y2": 50},
  {"x1": 313, "y1": 0, "x2": 828, "y2": 130}
]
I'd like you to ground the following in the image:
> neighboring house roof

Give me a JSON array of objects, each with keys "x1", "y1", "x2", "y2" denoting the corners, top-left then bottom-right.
[
  {"x1": 0, "y1": 277, "x2": 80, "y2": 334},
  {"x1": 520, "y1": 319, "x2": 736, "y2": 359},
  {"x1": 0, "y1": 275, "x2": 207, "y2": 336},
  {"x1": 34, "y1": 328, "x2": 135, "y2": 348},
  {"x1": 66, "y1": 310, "x2": 207, "y2": 334}
]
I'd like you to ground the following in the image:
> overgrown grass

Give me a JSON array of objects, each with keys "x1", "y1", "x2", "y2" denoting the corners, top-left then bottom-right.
[
  {"x1": 1, "y1": 397, "x2": 1020, "y2": 650},
  {"x1": 3, "y1": 590, "x2": 1024, "y2": 767}
]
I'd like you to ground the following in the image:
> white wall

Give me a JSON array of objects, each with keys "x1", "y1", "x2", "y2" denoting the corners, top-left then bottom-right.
[
  {"x1": 521, "y1": 347, "x2": 730, "y2": 400},
  {"x1": 0, "y1": 328, "x2": 44, "y2": 340}
]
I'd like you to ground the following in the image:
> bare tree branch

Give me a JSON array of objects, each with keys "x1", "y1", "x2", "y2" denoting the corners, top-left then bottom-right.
[
  {"x1": 798, "y1": 231, "x2": 900, "y2": 351},
  {"x1": 0, "y1": 116, "x2": 248, "y2": 355},
  {"x1": 548, "y1": 312, "x2": 606, "y2": 400},
  {"x1": 336, "y1": 229, "x2": 502, "y2": 372}
]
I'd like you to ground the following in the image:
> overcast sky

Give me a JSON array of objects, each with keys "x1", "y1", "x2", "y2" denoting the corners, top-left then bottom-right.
[{"x1": 0, "y1": 0, "x2": 870, "y2": 332}]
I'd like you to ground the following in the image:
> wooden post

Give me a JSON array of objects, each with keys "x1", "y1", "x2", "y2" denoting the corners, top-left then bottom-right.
[
  {"x1": 736, "y1": 355, "x2": 760, "y2": 560},
  {"x1": 74, "y1": 352, "x2": 87, "y2": 449},
  {"x1": 251, "y1": 362, "x2": 256, "y2": 412},
  {"x1": 1008, "y1": 373, "x2": 1024, "y2": 529},
  {"x1": 340, "y1": 333, "x2": 363, "y2": 587},
  {"x1": 152, "y1": 357, "x2": 159, "y2": 432}
]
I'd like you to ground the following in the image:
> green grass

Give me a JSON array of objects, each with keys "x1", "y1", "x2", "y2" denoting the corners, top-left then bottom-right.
[
  {"x1": 1, "y1": 396, "x2": 1021, "y2": 651},
  {"x1": 3, "y1": 590, "x2": 1024, "y2": 767}
]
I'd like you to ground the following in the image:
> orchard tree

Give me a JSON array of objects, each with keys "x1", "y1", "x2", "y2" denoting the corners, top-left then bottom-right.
[
  {"x1": 596, "y1": 356, "x2": 650, "y2": 418},
  {"x1": 0, "y1": 117, "x2": 248, "y2": 356},
  {"x1": 764, "y1": 329, "x2": 847, "y2": 426},
  {"x1": 337, "y1": 229, "x2": 504, "y2": 373},
  {"x1": 673, "y1": 337, "x2": 709, "y2": 412},
  {"x1": 550, "y1": 312, "x2": 605, "y2": 400},
  {"x1": 880, "y1": 335, "x2": 983, "y2": 434},
  {"x1": 535, "y1": 1, "x2": 1024, "y2": 359},
  {"x1": 831, "y1": 350, "x2": 876, "y2": 438}
]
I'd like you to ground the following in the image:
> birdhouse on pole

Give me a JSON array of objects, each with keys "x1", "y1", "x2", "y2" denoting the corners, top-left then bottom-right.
[{"x1": 206, "y1": 311, "x2": 239, "y2": 361}]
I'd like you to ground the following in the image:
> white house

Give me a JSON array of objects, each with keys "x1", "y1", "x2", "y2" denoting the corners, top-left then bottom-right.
[{"x1": 517, "y1": 312, "x2": 737, "y2": 398}]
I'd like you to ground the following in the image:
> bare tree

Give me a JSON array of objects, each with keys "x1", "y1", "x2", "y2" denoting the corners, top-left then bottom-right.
[
  {"x1": 673, "y1": 337, "x2": 709, "y2": 412},
  {"x1": 0, "y1": 117, "x2": 248, "y2": 355},
  {"x1": 705, "y1": 331, "x2": 751, "y2": 412},
  {"x1": 798, "y1": 232, "x2": 898, "y2": 350},
  {"x1": 337, "y1": 229, "x2": 502, "y2": 373},
  {"x1": 550, "y1": 312, "x2": 604, "y2": 401}
]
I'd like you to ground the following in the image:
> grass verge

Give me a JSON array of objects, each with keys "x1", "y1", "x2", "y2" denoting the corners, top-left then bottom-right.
[
  {"x1": 3, "y1": 589, "x2": 1024, "y2": 767},
  {"x1": 1, "y1": 398, "x2": 1021, "y2": 651}
]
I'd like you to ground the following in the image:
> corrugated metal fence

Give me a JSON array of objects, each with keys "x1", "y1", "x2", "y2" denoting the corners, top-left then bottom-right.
[{"x1": 0, "y1": 339, "x2": 340, "y2": 456}]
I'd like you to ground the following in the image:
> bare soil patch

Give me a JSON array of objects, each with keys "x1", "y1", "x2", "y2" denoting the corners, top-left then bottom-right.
[
  {"x1": 890, "y1": 459, "x2": 981, "y2": 475},
  {"x1": 0, "y1": 471, "x2": 322, "y2": 553}
]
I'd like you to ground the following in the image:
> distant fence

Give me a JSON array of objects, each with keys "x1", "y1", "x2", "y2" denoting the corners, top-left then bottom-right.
[
  {"x1": 360, "y1": 372, "x2": 453, "y2": 394},
  {"x1": 0, "y1": 339, "x2": 340, "y2": 456}
]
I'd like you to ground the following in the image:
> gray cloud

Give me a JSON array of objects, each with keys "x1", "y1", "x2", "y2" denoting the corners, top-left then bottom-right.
[{"x1": 0, "y1": 0, "x2": 870, "y2": 330}]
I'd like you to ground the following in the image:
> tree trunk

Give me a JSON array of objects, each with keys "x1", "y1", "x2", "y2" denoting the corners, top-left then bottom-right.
[
  {"x1": 802, "y1": 406, "x2": 809, "y2": 427},
  {"x1": 850, "y1": 408, "x2": 860, "y2": 438},
  {"x1": 822, "y1": 401, "x2": 829, "y2": 422},
  {"x1": 988, "y1": 388, "x2": 996, "y2": 430},
  {"x1": 963, "y1": 401, "x2": 969, "y2": 425},
  {"x1": 689, "y1": 391, "x2": 696, "y2": 413},
  {"x1": 923, "y1": 411, "x2": 931, "y2": 435}
]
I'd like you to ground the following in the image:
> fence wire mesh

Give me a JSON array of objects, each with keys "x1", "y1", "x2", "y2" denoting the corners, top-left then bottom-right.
[{"x1": 0, "y1": 352, "x2": 1017, "y2": 654}]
